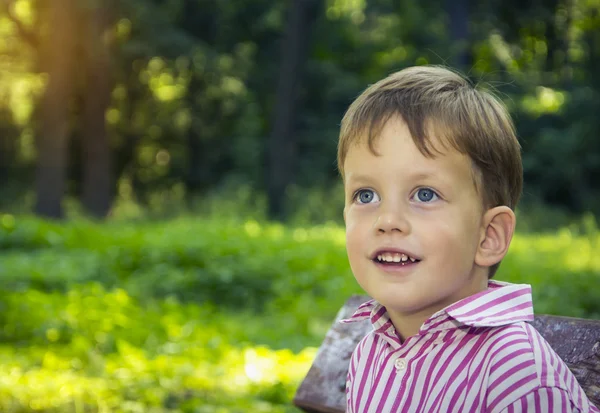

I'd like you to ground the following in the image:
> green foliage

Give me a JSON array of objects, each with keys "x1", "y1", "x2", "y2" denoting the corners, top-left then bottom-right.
[
  {"x1": 0, "y1": 214, "x2": 599, "y2": 411},
  {"x1": 0, "y1": 283, "x2": 317, "y2": 412},
  {"x1": 0, "y1": 215, "x2": 353, "y2": 313}
]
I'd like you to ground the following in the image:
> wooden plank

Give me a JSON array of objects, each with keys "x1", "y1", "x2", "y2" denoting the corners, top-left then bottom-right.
[
  {"x1": 293, "y1": 296, "x2": 369, "y2": 413},
  {"x1": 293, "y1": 295, "x2": 600, "y2": 412},
  {"x1": 530, "y1": 315, "x2": 600, "y2": 406}
]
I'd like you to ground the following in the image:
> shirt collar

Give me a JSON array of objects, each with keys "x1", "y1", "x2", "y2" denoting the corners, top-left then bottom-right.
[{"x1": 341, "y1": 280, "x2": 534, "y2": 336}]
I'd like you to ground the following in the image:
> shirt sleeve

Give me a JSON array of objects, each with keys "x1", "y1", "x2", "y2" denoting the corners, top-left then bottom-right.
[
  {"x1": 345, "y1": 348, "x2": 357, "y2": 413},
  {"x1": 345, "y1": 370, "x2": 353, "y2": 413},
  {"x1": 498, "y1": 387, "x2": 581, "y2": 413}
]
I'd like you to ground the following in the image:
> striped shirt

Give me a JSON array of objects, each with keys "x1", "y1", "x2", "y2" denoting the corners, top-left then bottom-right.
[{"x1": 342, "y1": 280, "x2": 600, "y2": 413}]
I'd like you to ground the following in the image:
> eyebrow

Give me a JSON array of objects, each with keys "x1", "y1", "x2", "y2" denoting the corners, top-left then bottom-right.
[
  {"x1": 344, "y1": 174, "x2": 374, "y2": 184},
  {"x1": 409, "y1": 171, "x2": 440, "y2": 181},
  {"x1": 346, "y1": 171, "x2": 441, "y2": 184}
]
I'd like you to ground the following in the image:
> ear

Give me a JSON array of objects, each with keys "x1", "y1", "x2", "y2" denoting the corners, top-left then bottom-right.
[{"x1": 475, "y1": 206, "x2": 516, "y2": 268}]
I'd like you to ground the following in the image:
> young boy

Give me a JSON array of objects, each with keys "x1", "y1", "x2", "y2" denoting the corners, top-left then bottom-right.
[{"x1": 338, "y1": 66, "x2": 599, "y2": 413}]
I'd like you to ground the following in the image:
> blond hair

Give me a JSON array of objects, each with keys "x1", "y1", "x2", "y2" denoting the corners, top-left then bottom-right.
[{"x1": 338, "y1": 66, "x2": 522, "y2": 277}]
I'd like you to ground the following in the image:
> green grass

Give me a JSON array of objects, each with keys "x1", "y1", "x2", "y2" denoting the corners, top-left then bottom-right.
[{"x1": 0, "y1": 213, "x2": 598, "y2": 412}]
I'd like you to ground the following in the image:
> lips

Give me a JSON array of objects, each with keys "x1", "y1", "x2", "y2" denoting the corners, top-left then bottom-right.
[{"x1": 371, "y1": 249, "x2": 421, "y2": 265}]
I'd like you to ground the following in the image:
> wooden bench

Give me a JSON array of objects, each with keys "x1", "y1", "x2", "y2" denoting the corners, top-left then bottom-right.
[{"x1": 294, "y1": 295, "x2": 600, "y2": 413}]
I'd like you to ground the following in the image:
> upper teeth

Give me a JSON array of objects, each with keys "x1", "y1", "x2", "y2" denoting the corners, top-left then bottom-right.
[{"x1": 377, "y1": 253, "x2": 416, "y2": 263}]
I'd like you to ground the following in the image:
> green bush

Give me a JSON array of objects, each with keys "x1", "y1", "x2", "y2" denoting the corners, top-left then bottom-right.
[
  {"x1": 0, "y1": 284, "x2": 316, "y2": 412},
  {"x1": 0, "y1": 216, "x2": 355, "y2": 312}
]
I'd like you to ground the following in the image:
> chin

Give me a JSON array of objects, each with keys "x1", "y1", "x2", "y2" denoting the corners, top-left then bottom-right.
[{"x1": 374, "y1": 292, "x2": 424, "y2": 312}]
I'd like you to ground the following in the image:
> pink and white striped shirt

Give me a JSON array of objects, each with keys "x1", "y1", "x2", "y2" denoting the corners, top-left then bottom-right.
[{"x1": 342, "y1": 280, "x2": 599, "y2": 413}]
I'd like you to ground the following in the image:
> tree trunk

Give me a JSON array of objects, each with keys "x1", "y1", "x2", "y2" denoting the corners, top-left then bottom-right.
[
  {"x1": 266, "y1": 0, "x2": 320, "y2": 221},
  {"x1": 80, "y1": 1, "x2": 114, "y2": 218},
  {"x1": 0, "y1": 110, "x2": 17, "y2": 186},
  {"x1": 186, "y1": 127, "x2": 205, "y2": 195},
  {"x1": 34, "y1": 0, "x2": 77, "y2": 219},
  {"x1": 185, "y1": 75, "x2": 206, "y2": 198},
  {"x1": 445, "y1": 0, "x2": 471, "y2": 71},
  {"x1": 561, "y1": 0, "x2": 574, "y2": 85}
]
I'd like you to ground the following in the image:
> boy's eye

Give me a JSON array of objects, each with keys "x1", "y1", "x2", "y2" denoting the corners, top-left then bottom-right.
[
  {"x1": 354, "y1": 189, "x2": 380, "y2": 204},
  {"x1": 412, "y1": 188, "x2": 439, "y2": 203}
]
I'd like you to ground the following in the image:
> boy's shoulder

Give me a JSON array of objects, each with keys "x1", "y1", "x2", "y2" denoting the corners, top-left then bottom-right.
[
  {"x1": 484, "y1": 321, "x2": 572, "y2": 387},
  {"x1": 482, "y1": 321, "x2": 594, "y2": 412}
]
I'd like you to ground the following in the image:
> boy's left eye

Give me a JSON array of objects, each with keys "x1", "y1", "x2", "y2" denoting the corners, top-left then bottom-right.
[{"x1": 412, "y1": 188, "x2": 439, "y2": 203}]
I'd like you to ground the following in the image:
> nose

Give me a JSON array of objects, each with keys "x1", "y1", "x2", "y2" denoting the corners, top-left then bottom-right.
[{"x1": 374, "y1": 203, "x2": 411, "y2": 234}]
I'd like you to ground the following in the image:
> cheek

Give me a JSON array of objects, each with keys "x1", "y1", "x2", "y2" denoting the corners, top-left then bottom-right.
[
  {"x1": 345, "y1": 216, "x2": 365, "y2": 260},
  {"x1": 345, "y1": 222, "x2": 359, "y2": 251},
  {"x1": 428, "y1": 215, "x2": 479, "y2": 256}
]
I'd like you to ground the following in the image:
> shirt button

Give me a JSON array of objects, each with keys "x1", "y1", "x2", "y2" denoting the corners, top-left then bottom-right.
[{"x1": 394, "y1": 358, "x2": 407, "y2": 371}]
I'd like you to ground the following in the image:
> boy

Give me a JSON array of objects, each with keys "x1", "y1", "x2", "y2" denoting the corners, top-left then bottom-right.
[{"x1": 338, "y1": 66, "x2": 599, "y2": 412}]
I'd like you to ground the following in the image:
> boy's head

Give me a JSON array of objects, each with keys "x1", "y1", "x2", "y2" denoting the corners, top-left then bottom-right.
[
  {"x1": 338, "y1": 66, "x2": 522, "y2": 213},
  {"x1": 339, "y1": 66, "x2": 522, "y2": 334}
]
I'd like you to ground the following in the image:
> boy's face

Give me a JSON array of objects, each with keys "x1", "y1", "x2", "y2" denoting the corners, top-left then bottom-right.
[{"x1": 343, "y1": 116, "x2": 489, "y2": 329}]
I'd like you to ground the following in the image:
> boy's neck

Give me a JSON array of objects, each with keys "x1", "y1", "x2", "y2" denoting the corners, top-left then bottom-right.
[{"x1": 387, "y1": 275, "x2": 489, "y2": 342}]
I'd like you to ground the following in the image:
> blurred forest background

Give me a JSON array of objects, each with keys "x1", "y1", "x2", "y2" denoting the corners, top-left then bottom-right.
[
  {"x1": 1, "y1": 0, "x2": 600, "y2": 222},
  {"x1": 1, "y1": 0, "x2": 600, "y2": 412}
]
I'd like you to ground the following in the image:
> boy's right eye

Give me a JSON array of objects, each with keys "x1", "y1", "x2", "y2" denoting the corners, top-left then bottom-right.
[{"x1": 354, "y1": 189, "x2": 380, "y2": 204}]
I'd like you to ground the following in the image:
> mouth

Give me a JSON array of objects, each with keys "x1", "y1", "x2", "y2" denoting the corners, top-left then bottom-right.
[{"x1": 371, "y1": 250, "x2": 421, "y2": 267}]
